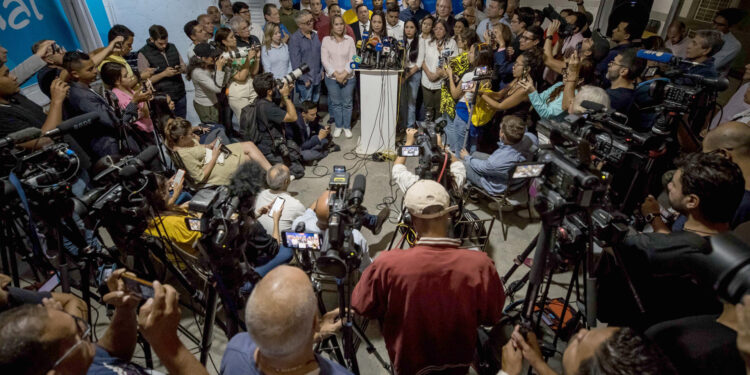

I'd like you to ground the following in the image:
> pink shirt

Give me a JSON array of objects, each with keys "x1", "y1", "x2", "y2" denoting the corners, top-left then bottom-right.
[
  {"x1": 112, "y1": 88, "x2": 154, "y2": 133},
  {"x1": 320, "y1": 35, "x2": 356, "y2": 79}
]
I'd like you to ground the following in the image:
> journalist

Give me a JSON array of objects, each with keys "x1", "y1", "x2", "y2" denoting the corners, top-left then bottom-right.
[
  {"x1": 0, "y1": 40, "x2": 54, "y2": 85},
  {"x1": 595, "y1": 20, "x2": 640, "y2": 81},
  {"x1": 251, "y1": 72, "x2": 306, "y2": 179},
  {"x1": 0, "y1": 270, "x2": 209, "y2": 375},
  {"x1": 605, "y1": 48, "x2": 644, "y2": 115},
  {"x1": 63, "y1": 51, "x2": 145, "y2": 158},
  {"x1": 137, "y1": 25, "x2": 188, "y2": 118},
  {"x1": 501, "y1": 325, "x2": 677, "y2": 375},
  {"x1": 352, "y1": 180, "x2": 504, "y2": 374},
  {"x1": 598, "y1": 152, "x2": 745, "y2": 329},
  {"x1": 184, "y1": 20, "x2": 213, "y2": 61},
  {"x1": 215, "y1": 27, "x2": 261, "y2": 124},
  {"x1": 254, "y1": 164, "x2": 308, "y2": 234},
  {"x1": 460, "y1": 115, "x2": 537, "y2": 197},
  {"x1": 392, "y1": 128, "x2": 466, "y2": 193},
  {"x1": 285, "y1": 100, "x2": 338, "y2": 163},
  {"x1": 185, "y1": 42, "x2": 227, "y2": 124},
  {"x1": 220, "y1": 266, "x2": 350, "y2": 375},
  {"x1": 682, "y1": 29, "x2": 724, "y2": 81},
  {"x1": 32, "y1": 39, "x2": 67, "y2": 98}
]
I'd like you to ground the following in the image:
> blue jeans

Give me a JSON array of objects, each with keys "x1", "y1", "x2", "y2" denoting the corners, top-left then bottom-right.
[
  {"x1": 295, "y1": 81, "x2": 321, "y2": 104},
  {"x1": 400, "y1": 71, "x2": 421, "y2": 128},
  {"x1": 447, "y1": 114, "x2": 467, "y2": 154},
  {"x1": 174, "y1": 96, "x2": 187, "y2": 119},
  {"x1": 325, "y1": 76, "x2": 356, "y2": 129},
  {"x1": 239, "y1": 245, "x2": 294, "y2": 295}
]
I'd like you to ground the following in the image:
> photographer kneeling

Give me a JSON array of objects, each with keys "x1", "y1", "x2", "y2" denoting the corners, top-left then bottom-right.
[
  {"x1": 0, "y1": 269, "x2": 209, "y2": 375},
  {"x1": 351, "y1": 180, "x2": 504, "y2": 375},
  {"x1": 392, "y1": 128, "x2": 465, "y2": 193},
  {"x1": 249, "y1": 72, "x2": 306, "y2": 179},
  {"x1": 285, "y1": 100, "x2": 339, "y2": 165},
  {"x1": 598, "y1": 152, "x2": 746, "y2": 329}
]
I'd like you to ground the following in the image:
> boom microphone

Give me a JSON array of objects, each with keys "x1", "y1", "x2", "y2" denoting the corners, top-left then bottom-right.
[
  {"x1": 119, "y1": 146, "x2": 159, "y2": 178},
  {"x1": 44, "y1": 113, "x2": 99, "y2": 138},
  {"x1": 0, "y1": 128, "x2": 42, "y2": 148},
  {"x1": 636, "y1": 49, "x2": 702, "y2": 67}
]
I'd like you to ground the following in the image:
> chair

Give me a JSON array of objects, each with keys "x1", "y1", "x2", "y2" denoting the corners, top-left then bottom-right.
[
  {"x1": 167, "y1": 148, "x2": 217, "y2": 193},
  {"x1": 466, "y1": 179, "x2": 533, "y2": 241}
]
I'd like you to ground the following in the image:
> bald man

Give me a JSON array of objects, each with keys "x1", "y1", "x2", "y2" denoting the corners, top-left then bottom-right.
[
  {"x1": 220, "y1": 266, "x2": 351, "y2": 375},
  {"x1": 703, "y1": 121, "x2": 750, "y2": 228},
  {"x1": 254, "y1": 164, "x2": 307, "y2": 234}
]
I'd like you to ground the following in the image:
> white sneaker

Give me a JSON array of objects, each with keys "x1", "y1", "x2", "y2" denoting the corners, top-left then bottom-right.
[
  {"x1": 333, "y1": 127, "x2": 342, "y2": 138},
  {"x1": 343, "y1": 129, "x2": 353, "y2": 138}
]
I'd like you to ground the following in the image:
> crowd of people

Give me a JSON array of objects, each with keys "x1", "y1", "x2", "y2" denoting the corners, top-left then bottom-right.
[{"x1": 2, "y1": 0, "x2": 750, "y2": 374}]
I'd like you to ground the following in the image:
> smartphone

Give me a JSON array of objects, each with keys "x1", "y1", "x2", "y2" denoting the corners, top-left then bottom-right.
[
  {"x1": 474, "y1": 66, "x2": 488, "y2": 76},
  {"x1": 185, "y1": 217, "x2": 202, "y2": 231},
  {"x1": 399, "y1": 145, "x2": 420, "y2": 157},
  {"x1": 172, "y1": 169, "x2": 185, "y2": 189},
  {"x1": 121, "y1": 272, "x2": 155, "y2": 299},
  {"x1": 282, "y1": 231, "x2": 322, "y2": 250},
  {"x1": 461, "y1": 81, "x2": 475, "y2": 91},
  {"x1": 510, "y1": 162, "x2": 546, "y2": 179},
  {"x1": 39, "y1": 273, "x2": 61, "y2": 293},
  {"x1": 333, "y1": 165, "x2": 346, "y2": 173},
  {"x1": 213, "y1": 139, "x2": 222, "y2": 152},
  {"x1": 267, "y1": 197, "x2": 285, "y2": 217}
]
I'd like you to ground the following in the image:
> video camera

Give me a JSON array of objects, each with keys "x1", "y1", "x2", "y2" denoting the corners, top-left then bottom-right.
[
  {"x1": 542, "y1": 5, "x2": 577, "y2": 38},
  {"x1": 316, "y1": 166, "x2": 367, "y2": 278},
  {"x1": 400, "y1": 114, "x2": 448, "y2": 181},
  {"x1": 221, "y1": 44, "x2": 261, "y2": 61}
]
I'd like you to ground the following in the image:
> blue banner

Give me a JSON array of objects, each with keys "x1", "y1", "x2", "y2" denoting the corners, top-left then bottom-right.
[{"x1": 0, "y1": 0, "x2": 80, "y2": 86}]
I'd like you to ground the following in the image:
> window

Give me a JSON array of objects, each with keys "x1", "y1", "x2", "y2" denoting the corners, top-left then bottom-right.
[{"x1": 692, "y1": 0, "x2": 732, "y2": 23}]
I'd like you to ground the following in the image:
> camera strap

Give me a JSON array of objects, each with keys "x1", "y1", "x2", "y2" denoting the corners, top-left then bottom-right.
[{"x1": 8, "y1": 172, "x2": 46, "y2": 259}]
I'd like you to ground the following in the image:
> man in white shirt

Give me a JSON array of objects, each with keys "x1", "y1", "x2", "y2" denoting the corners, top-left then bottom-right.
[
  {"x1": 184, "y1": 20, "x2": 212, "y2": 61},
  {"x1": 477, "y1": 0, "x2": 509, "y2": 42},
  {"x1": 712, "y1": 8, "x2": 743, "y2": 75},
  {"x1": 392, "y1": 129, "x2": 466, "y2": 193},
  {"x1": 456, "y1": 0, "x2": 486, "y2": 23},
  {"x1": 233, "y1": 1, "x2": 266, "y2": 42},
  {"x1": 254, "y1": 164, "x2": 307, "y2": 234},
  {"x1": 386, "y1": 4, "x2": 405, "y2": 41},
  {"x1": 664, "y1": 20, "x2": 689, "y2": 59}
]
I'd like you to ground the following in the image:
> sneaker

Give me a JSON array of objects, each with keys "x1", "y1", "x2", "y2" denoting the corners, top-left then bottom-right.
[
  {"x1": 371, "y1": 207, "x2": 391, "y2": 235},
  {"x1": 343, "y1": 129, "x2": 353, "y2": 138},
  {"x1": 333, "y1": 127, "x2": 342, "y2": 138}
]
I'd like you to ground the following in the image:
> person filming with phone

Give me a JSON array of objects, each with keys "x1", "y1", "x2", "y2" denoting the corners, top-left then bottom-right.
[{"x1": 285, "y1": 100, "x2": 339, "y2": 165}]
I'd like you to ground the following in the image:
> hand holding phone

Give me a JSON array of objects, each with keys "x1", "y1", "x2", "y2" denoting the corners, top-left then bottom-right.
[
  {"x1": 213, "y1": 139, "x2": 222, "y2": 152},
  {"x1": 267, "y1": 197, "x2": 285, "y2": 218},
  {"x1": 102, "y1": 269, "x2": 144, "y2": 309},
  {"x1": 121, "y1": 272, "x2": 155, "y2": 299},
  {"x1": 171, "y1": 169, "x2": 185, "y2": 190}
]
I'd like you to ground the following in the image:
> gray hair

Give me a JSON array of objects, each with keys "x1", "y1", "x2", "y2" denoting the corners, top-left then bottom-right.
[
  {"x1": 245, "y1": 271, "x2": 317, "y2": 357},
  {"x1": 295, "y1": 9, "x2": 312, "y2": 24},
  {"x1": 228, "y1": 15, "x2": 248, "y2": 33},
  {"x1": 266, "y1": 164, "x2": 290, "y2": 190},
  {"x1": 571, "y1": 85, "x2": 610, "y2": 115},
  {"x1": 0, "y1": 305, "x2": 60, "y2": 375},
  {"x1": 694, "y1": 30, "x2": 725, "y2": 56}
]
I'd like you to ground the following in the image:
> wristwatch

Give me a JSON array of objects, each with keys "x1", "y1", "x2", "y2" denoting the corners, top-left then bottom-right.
[
  {"x1": 546, "y1": 35, "x2": 554, "y2": 40},
  {"x1": 645, "y1": 213, "x2": 659, "y2": 223}
]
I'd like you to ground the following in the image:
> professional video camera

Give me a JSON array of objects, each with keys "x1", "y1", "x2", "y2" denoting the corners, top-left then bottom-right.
[
  {"x1": 399, "y1": 114, "x2": 448, "y2": 182},
  {"x1": 542, "y1": 5, "x2": 577, "y2": 38},
  {"x1": 537, "y1": 101, "x2": 667, "y2": 213},
  {"x1": 315, "y1": 167, "x2": 367, "y2": 278}
]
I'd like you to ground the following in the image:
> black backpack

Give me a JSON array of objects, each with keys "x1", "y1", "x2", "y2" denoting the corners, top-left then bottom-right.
[{"x1": 239, "y1": 99, "x2": 261, "y2": 143}]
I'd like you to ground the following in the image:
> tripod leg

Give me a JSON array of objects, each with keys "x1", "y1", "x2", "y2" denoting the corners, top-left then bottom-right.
[
  {"x1": 352, "y1": 321, "x2": 392, "y2": 373},
  {"x1": 502, "y1": 234, "x2": 538, "y2": 284},
  {"x1": 200, "y1": 286, "x2": 218, "y2": 365},
  {"x1": 551, "y1": 260, "x2": 581, "y2": 349}
]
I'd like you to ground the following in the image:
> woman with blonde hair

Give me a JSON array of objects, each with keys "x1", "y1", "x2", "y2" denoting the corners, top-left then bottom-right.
[{"x1": 261, "y1": 22, "x2": 293, "y2": 80}]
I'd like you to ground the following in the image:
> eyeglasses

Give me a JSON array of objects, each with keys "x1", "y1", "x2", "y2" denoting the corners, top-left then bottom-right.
[
  {"x1": 519, "y1": 34, "x2": 535, "y2": 41},
  {"x1": 52, "y1": 315, "x2": 91, "y2": 369},
  {"x1": 239, "y1": 9, "x2": 250, "y2": 14},
  {"x1": 608, "y1": 60, "x2": 625, "y2": 68},
  {"x1": 304, "y1": 19, "x2": 314, "y2": 25}
]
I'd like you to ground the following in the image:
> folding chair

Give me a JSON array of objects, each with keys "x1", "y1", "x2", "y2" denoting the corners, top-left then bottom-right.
[{"x1": 467, "y1": 179, "x2": 533, "y2": 241}]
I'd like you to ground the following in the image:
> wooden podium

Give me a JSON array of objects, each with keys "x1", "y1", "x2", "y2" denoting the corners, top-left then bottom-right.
[{"x1": 355, "y1": 69, "x2": 401, "y2": 155}]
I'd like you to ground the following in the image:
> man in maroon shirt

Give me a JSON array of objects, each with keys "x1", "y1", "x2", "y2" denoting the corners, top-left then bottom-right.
[
  {"x1": 317, "y1": 4, "x2": 356, "y2": 42},
  {"x1": 351, "y1": 180, "x2": 505, "y2": 375}
]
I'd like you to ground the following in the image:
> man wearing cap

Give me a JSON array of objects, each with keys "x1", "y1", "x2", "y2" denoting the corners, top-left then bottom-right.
[{"x1": 351, "y1": 180, "x2": 504, "y2": 375}]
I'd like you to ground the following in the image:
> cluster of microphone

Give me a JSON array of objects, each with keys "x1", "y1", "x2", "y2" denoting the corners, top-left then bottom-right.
[{"x1": 350, "y1": 31, "x2": 405, "y2": 70}]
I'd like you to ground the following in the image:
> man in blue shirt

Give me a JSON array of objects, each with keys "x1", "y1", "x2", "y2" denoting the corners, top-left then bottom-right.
[
  {"x1": 399, "y1": 0, "x2": 429, "y2": 23},
  {"x1": 680, "y1": 29, "x2": 723, "y2": 84},
  {"x1": 596, "y1": 20, "x2": 640, "y2": 84},
  {"x1": 220, "y1": 265, "x2": 351, "y2": 375},
  {"x1": 460, "y1": 115, "x2": 537, "y2": 195},
  {"x1": 605, "y1": 48, "x2": 644, "y2": 116},
  {"x1": 289, "y1": 10, "x2": 323, "y2": 104},
  {"x1": 264, "y1": 4, "x2": 292, "y2": 43}
]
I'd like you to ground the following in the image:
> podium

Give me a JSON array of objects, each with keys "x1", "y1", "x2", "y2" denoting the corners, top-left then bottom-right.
[{"x1": 355, "y1": 69, "x2": 401, "y2": 155}]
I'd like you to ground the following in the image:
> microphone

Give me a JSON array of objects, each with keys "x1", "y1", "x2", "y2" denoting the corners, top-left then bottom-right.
[
  {"x1": 0, "y1": 128, "x2": 42, "y2": 148},
  {"x1": 349, "y1": 174, "x2": 366, "y2": 207},
  {"x1": 375, "y1": 43, "x2": 383, "y2": 68},
  {"x1": 682, "y1": 74, "x2": 730, "y2": 91},
  {"x1": 45, "y1": 113, "x2": 99, "y2": 138},
  {"x1": 224, "y1": 196, "x2": 241, "y2": 219},
  {"x1": 119, "y1": 146, "x2": 159, "y2": 178},
  {"x1": 636, "y1": 49, "x2": 702, "y2": 67}
]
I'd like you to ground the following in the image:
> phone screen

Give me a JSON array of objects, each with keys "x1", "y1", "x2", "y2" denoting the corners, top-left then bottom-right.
[
  {"x1": 121, "y1": 273, "x2": 155, "y2": 299},
  {"x1": 400, "y1": 145, "x2": 420, "y2": 157},
  {"x1": 39, "y1": 273, "x2": 61, "y2": 293},
  {"x1": 267, "y1": 197, "x2": 285, "y2": 217},
  {"x1": 185, "y1": 217, "x2": 202, "y2": 231},
  {"x1": 213, "y1": 140, "x2": 222, "y2": 152},
  {"x1": 511, "y1": 163, "x2": 546, "y2": 179},
  {"x1": 282, "y1": 232, "x2": 322, "y2": 250},
  {"x1": 333, "y1": 165, "x2": 346, "y2": 173},
  {"x1": 172, "y1": 169, "x2": 185, "y2": 189},
  {"x1": 475, "y1": 66, "x2": 488, "y2": 76}
]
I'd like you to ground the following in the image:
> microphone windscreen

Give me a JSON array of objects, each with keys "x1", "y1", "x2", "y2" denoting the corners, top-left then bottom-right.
[{"x1": 636, "y1": 49, "x2": 673, "y2": 64}]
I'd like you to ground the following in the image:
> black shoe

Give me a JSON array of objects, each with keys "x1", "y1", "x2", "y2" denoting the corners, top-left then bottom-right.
[
  {"x1": 329, "y1": 143, "x2": 341, "y2": 152},
  {"x1": 372, "y1": 207, "x2": 391, "y2": 235}
]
